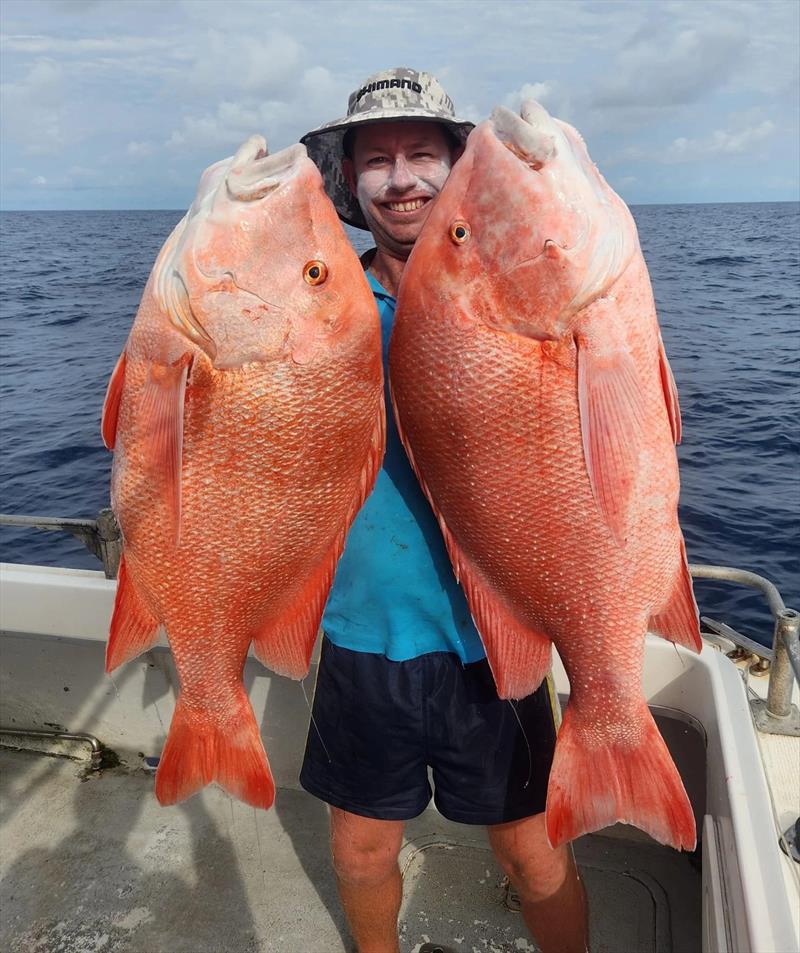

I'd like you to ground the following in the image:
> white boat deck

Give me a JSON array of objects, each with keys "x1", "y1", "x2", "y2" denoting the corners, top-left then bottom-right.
[
  {"x1": 0, "y1": 745, "x2": 702, "y2": 953},
  {"x1": 1, "y1": 563, "x2": 797, "y2": 953}
]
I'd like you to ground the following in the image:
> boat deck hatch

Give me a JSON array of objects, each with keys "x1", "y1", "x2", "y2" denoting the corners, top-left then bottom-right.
[{"x1": 399, "y1": 824, "x2": 700, "y2": 953}]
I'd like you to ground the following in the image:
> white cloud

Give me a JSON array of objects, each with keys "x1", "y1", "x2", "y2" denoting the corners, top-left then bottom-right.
[
  {"x1": 603, "y1": 119, "x2": 777, "y2": 167},
  {"x1": 592, "y1": 23, "x2": 749, "y2": 109},
  {"x1": 180, "y1": 30, "x2": 302, "y2": 96},
  {"x1": 503, "y1": 81, "x2": 573, "y2": 121},
  {"x1": 126, "y1": 140, "x2": 156, "y2": 157},
  {"x1": 663, "y1": 121, "x2": 776, "y2": 163},
  {"x1": 0, "y1": 0, "x2": 797, "y2": 207},
  {"x1": 165, "y1": 64, "x2": 350, "y2": 154},
  {"x1": 0, "y1": 57, "x2": 68, "y2": 154},
  {"x1": 0, "y1": 33, "x2": 173, "y2": 55}
]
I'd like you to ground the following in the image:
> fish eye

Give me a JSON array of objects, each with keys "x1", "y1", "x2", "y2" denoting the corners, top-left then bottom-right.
[
  {"x1": 303, "y1": 260, "x2": 328, "y2": 285},
  {"x1": 449, "y1": 221, "x2": 471, "y2": 244}
]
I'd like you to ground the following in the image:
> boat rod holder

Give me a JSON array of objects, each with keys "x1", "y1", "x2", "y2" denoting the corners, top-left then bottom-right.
[
  {"x1": 0, "y1": 727, "x2": 105, "y2": 770},
  {"x1": 0, "y1": 508, "x2": 121, "y2": 579},
  {"x1": 690, "y1": 564, "x2": 800, "y2": 737}
]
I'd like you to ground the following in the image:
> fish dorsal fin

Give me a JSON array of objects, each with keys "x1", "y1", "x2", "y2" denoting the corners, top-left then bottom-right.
[
  {"x1": 657, "y1": 333, "x2": 682, "y2": 445},
  {"x1": 138, "y1": 354, "x2": 192, "y2": 546},
  {"x1": 101, "y1": 350, "x2": 127, "y2": 450},
  {"x1": 576, "y1": 333, "x2": 644, "y2": 546}
]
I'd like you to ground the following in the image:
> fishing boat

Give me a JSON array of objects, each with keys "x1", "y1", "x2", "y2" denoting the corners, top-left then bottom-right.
[{"x1": 0, "y1": 510, "x2": 798, "y2": 953}]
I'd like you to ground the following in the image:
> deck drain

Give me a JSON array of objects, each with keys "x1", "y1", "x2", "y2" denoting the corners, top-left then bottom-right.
[{"x1": 501, "y1": 876, "x2": 521, "y2": 913}]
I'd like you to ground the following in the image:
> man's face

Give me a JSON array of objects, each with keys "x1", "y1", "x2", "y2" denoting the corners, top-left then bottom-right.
[{"x1": 343, "y1": 121, "x2": 456, "y2": 259}]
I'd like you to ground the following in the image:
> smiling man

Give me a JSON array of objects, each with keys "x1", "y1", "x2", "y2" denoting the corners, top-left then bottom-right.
[{"x1": 300, "y1": 68, "x2": 589, "y2": 953}]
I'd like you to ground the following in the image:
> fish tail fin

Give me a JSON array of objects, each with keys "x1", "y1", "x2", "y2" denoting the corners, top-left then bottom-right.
[
  {"x1": 155, "y1": 688, "x2": 274, "y2": 809},
  {"x1": 106, "y1": 553, "x2": 161, "y2": 672},
  {"x1": 546, "y1": 703, "x2": 696, "y2": 851}
]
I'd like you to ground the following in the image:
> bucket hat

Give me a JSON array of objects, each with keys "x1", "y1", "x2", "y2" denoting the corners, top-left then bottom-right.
[{"x1": 301, "y1": 67, "x2": 474, "y2": 230}]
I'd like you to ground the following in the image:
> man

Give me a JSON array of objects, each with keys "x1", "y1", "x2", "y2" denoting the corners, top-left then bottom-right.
[{"x1": 300, "y1": 68, "x2": 589, "y2": 953}]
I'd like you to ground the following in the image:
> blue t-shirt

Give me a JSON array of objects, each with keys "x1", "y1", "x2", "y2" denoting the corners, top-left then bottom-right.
[{"x1": 322, "y1": 270, "x2": 486, "y2": 664}]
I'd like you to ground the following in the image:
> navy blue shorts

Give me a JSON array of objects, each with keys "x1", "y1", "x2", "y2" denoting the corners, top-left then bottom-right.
[{"x1": 299, "y1": 637, "x2": 559, "y2": 825}]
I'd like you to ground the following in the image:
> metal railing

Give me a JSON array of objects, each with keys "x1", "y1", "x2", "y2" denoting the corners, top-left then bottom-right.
[
  {"x1": 0, "y1": 508, "x2": 121, "y2": 578},
  {"x1": 690, "y1": 564, "x2": 799, "y2": 736}
]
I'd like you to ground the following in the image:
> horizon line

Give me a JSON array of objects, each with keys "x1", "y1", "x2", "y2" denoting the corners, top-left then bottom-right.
[{"x1": 2, "y1": 198, "x2": 799, "y2": 213}]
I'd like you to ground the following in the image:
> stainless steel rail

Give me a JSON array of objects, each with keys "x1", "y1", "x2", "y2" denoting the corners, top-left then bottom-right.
[
  {"x1": 0, "y1": 508, "x2": 121, "y2": 578},
  {"x1": 690, "y1": 563, "x2": 799, "y2": 736}
]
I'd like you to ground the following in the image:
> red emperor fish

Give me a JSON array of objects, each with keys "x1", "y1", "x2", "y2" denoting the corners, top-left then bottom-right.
[
  {"x1": 390, "y1": 102, "x2": 700, "y2": 850},
  {"x1": 102, "y1": 137, "x2": 384, "y2": 809}
]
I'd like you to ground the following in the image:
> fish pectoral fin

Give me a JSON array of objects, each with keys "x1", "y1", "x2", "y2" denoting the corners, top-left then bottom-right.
[
  {"x1": 546, "y1": 702, "x2": 696, "y2": 851},
  {"x1": 576, "y1": 337, "x2": 644, "y2": 546},
  {"x1": 101, "y1": 350, "x2": 127, "y2": 450},
  {"x1": 139, "y1": 353, "x2": 193, "y2": 546},
  {"x1": 658, "y1": 334, "x2": 682, "y2": 445},
  {"x1": 648, "y1": 536, "x2": 702, "y2": 652},
  {"x1": 105, "y1": 552, "x2": 161, "y2": 672},
  {"x1": 251, "y1": 405, "x2": 385, "y2": 679},
  {"x1": 155, "y1": 688, "x2": 274, "y2": 809}
]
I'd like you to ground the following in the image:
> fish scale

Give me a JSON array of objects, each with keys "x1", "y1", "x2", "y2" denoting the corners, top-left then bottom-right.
[
  {"x1": 391, "y1": 102, "x2": 700, "y2": 850},
  {"x1": 102, "y1": 137, "x2": 384, "y2": 809}
]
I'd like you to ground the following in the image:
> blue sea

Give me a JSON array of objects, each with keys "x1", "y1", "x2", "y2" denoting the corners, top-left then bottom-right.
[{"x1": 1, "y1": 204, "x2": 798, "y2": 646}]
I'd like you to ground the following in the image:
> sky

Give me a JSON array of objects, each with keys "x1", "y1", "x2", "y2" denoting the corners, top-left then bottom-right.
[{"x1": 1, "y1": 0, "x2": 798, "y2": 210}]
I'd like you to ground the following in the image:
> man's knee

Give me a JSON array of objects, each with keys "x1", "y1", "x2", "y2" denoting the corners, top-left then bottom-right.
[
  {"x1": 330, "y1": 808, "x2": 403, "y2": 888},
  {"x1": 488, "y1": 814, "x2": 572, "y2": 902}
]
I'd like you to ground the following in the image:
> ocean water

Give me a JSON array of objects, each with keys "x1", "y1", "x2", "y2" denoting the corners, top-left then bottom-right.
[{"x1": 1, "y1": 203, "x2": 798, "y2": 646}]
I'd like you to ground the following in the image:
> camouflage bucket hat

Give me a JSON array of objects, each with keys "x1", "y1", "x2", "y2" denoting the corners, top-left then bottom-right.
[{"x1": 301, "y1": 67, "x2": 475, "y2": 230}]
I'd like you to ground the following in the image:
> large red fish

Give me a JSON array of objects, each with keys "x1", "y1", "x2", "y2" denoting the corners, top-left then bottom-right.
[
  {"x1": 102, "y1": 137, "x2": 384, "y2": 809},
  {"x1": 390, "y1": 103, "x2": 700, "y2": 850}
]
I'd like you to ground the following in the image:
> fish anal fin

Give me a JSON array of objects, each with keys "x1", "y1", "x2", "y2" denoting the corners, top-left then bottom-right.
[
  {"x1": 101, "y1": 351, "x2": 127, "y2": 450},
  {"x1": 252, "y1": 406, "x2": 385, "y2": 679},
  {"x1": 576, "y1": 337, "x2": 644, "y2": 546},
  {"x1": 390, "y1": 382, "x2": 550, "y2": 699},
  {"x1": 250, "y1": 555, "x2": 331, "y2": 680},
  {"x1": 658, "y1": 334, "x2": 682, "y2": 445},
  {"x1": 155, "y1": 688, "x2": 274, "y2": 809},
  {"x1": 546, "y1": 703, "x2": 696, "y2": 850},
  {"x1": 105, "y1": 552, "x2": 160, "y2": 672},
  {"x1": 438, "y1": 518, "x2": 553, "y2": 700},
  {"x1": 139, "y1": 353, "x2": 192, "y2": 546},
  {"x1": 649, "y1": 537, "x2": 702, "y2": 652}
]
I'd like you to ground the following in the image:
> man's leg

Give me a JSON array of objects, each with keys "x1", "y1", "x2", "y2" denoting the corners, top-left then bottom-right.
[
  {"x1": 330, "y1": 806, "x2": 405, "y2": 953},
  {"x1": 488, "y1": 812, "x2": 589, "y2": 953}
]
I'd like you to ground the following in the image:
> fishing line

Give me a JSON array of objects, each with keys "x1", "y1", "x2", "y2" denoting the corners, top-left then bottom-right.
[
  {"x1": 106, "y1": 670, "x2": 123, "y2": 702},
  {"x1": 670, "y1": 640, "x2": 687, "y2": 668},
  {"x1": 252, "y1": 805, "x2": 269, "y2": 896},
  {"x1": 507, "y1": 700, "x2": 532, "y2": 789},
  {"x1": 301, "y1": 677, "x2": 332, "y2": 764},
  {"x1": 146, "y1": 651, "x2": 170, "y2": 741}
]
